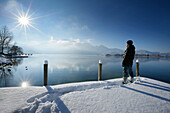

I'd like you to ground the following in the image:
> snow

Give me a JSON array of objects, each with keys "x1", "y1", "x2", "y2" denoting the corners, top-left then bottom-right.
[
  {"x1": 0, "y1": 77, "x2": 170, "y2": 113},
  {"x1": 0, "y1": 57, "x2": 11, "y2": 65}
]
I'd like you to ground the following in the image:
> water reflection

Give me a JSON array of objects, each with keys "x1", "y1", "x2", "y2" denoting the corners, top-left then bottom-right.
[
  {"x1": 48, "y1": 55, "x2": 122, "y2": 73},
  {"x1": 0, "y1": 54, "x2": 170, "y2": 87},
  {"x1": 0, "y1": 65, "x2": 12, "y2": 87},
  {"x1": 0, "y1": 58, "x2": 23, "y2": 87},
  {"x1": 21, "y1": 81, "x2": 29, "y2": 88},
  {"x1": 112, "y1": 56, "x2": 170, "y2": 63}
]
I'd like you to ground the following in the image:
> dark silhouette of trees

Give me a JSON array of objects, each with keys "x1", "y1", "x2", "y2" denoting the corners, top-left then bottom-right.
[
  {"x1": 9, "y1": 44, "x2": 23, "y2": 55},
  {"x1": 0, "y1": 26, "x2": 13, "y2": 54},
  {"x1": 0, "y1": 26, "x2": 23, "y2": 55}
]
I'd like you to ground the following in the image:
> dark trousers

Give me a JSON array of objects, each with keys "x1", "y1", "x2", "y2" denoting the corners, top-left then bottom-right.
[{"x1": 123, "y1": 65, "x2": 134, "y2": 78}]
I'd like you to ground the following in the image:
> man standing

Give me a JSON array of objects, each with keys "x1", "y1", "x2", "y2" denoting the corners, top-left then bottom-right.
[{"x1": 122, "y1": 40, "x2": 135, "y2": 84}]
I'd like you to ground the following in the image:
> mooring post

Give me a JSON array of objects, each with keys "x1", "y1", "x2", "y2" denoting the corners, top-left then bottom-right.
[
  {"x1": 44, "y1": 60, "x2": 48, "y2": 86},
  {"x1": 136, "y1": 59, "x2": 139, "y2": 77},
  {"x1": 98, "y1": 60, "x2": 102, "y2": 81}
]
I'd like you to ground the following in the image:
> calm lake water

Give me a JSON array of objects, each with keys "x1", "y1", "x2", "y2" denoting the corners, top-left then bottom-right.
[{"x1": 0, "y1": 54, "x2": 170, "y2": 87}]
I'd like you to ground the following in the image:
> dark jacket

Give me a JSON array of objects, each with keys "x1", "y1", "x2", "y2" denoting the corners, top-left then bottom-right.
[{"x1": 122, "y1": 45, "x2": 135, "y2": 67}]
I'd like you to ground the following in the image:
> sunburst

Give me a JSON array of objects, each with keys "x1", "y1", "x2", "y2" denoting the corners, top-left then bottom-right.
[{"x1": 11, "y1": 2, "x2": 40, "y2": 37}]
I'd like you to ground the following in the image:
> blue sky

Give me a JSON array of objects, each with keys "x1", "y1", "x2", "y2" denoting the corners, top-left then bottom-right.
[{"x1": 0, "y1": 0, "x2": 170, "y2": 53}]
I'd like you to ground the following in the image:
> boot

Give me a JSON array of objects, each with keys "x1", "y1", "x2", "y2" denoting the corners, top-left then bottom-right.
[
  {"x1": 130, "y1": 77, "x2": 134, "y2": 83},
  {"x1": 122, "y1": 77, "x2": 127, "y2": 84}
]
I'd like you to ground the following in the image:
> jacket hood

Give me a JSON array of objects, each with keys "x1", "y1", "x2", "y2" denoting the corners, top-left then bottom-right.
[{"x1": 128, "y1": 45, "x2": 135, "y2": 49}]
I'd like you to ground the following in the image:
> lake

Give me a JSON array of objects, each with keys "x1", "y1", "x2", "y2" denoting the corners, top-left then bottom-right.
[{"x1": 0, "y1": 54, "x2": 170, "y2": 87}]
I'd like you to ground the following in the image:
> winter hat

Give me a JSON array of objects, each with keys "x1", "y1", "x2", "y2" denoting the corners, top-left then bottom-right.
[{"x1": 127, "y1": 40, "x2": 133, "y2": 45}]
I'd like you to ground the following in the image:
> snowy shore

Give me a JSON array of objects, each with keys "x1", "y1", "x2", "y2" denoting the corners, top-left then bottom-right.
[
  {"x1": 0, "y1": 77, "x2": 170, "y2": 113},
  {"x1": 0, "y1": 57, "x2": 11, "y2": 65},
  {"x1": 0, "y1": 54, "x2": 28, "y2": 60}
]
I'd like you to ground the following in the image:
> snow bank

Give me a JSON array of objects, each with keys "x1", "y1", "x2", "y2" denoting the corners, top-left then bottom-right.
[
  {"x1": 0, "y1": 77, "x2": 170, "y2": 113},
  {"x1": 0, "y1": 57, "x2": 11, "y2": 65}
]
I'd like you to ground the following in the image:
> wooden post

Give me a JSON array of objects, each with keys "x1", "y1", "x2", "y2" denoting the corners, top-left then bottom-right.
[
  {"x1": 44, "y1": 60, "x2": 48, "y2": 86},
  {"x1": 98, "y1": 60, "x2": 102, "y2": 81},
  {"x1": 136, "y1": 59, "x2": 139, "y2": 77}
]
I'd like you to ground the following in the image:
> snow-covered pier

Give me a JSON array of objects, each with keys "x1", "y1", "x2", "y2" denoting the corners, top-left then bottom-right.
[{"x1": 0, "y1": 77, "x2": 169, "y2": 113}]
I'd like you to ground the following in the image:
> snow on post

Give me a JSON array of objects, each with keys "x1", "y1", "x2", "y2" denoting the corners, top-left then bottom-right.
[
  {"x1": 44, "y1": 60, "x2": 48, "y2": 86},
  {"x1": 136, "y1": 59, "x2": 139, "y2": 77},
  {"x1": 136, "y1": 59, "x2": 139, "y2": 63},
  {"x1": 44, "y1": 60, "x2": 48, "y2": 64},
  {"x1": 99, "y1": 60, "x2": 102, "y2": 64},
  {"x1": 98, "y1": 60, "x2": 102, "y2": 81}
]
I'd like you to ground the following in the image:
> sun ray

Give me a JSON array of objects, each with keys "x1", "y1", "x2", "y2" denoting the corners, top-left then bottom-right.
[
  {"x1": 14, "y1": 23, "x2": 22, "y2": 29},
  {"x1": 28, "y1": 23, "x2": 41, "y2": 32},
  {"x1": 11, "y1": 1, "x2": 41, "y2": 38},
  {"x1": 26, "y1": 24, "x2": 30, "y2": 31},
  {"x1": 27, "y1": 9, "x2": 39, "y2": 18},
  {"x1": 29, "y1": 12, "x2": 56, "y2": 20},
  {"x1": 19, "y1": 25, "x2": 22, "y2": 30},
  {"x1": 25, "y1": 0, "x2": 32, "y2": 17},
  {"x1": 10, "y1": 11, "x2": 21, "y2": 19},
  {"x1": 24, "y1": 25, "x2": 26, "y2": 34},
  {"x1": 16, "y1": 8, "x2": 23, "y2": 18},
  {"x1": 24, "y1": 25, "x2": 28, "y2": 39}
]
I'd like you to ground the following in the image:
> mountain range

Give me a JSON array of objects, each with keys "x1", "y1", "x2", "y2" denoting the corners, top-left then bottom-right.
[
  {"x1": 22, "y1": 42, "x2": 170, "y2": 55},
  {"x1": 91, "y1": 45, "x2": 170, "y2": 56}
]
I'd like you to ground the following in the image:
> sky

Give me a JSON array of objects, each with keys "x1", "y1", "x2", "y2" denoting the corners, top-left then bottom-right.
[{"x1": 0, "y1": 0, "x2": 170, "y2": 53}]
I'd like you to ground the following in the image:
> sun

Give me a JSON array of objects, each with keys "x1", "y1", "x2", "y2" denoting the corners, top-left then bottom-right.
[
  {"x1": 10, "y1": 2, "x2": 40, "y2": 37},
  {"x1": 19, "y1": 17, "x2": 29, "y2": 25}
]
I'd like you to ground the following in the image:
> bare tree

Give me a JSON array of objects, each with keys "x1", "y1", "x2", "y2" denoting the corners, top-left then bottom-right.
[{"x1": 0, "y1": 26, "x2": 13, "y2": 54}]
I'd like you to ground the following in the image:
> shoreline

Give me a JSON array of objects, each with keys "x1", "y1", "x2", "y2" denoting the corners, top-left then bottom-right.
[{"x1": 106, "y1": 54, "x2": 170, "y2": 58}]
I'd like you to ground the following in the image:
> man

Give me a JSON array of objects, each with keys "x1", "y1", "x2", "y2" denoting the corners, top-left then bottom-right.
[{"x1": 122, "y1": 40, "x2": 135, "y2": 84}]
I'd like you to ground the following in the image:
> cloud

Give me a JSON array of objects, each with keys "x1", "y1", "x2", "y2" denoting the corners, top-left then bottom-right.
[
  {"x1": 5, "y1": 0, "x2": 18, "y2": 11},
  {"x1": 48, "y1": 36, "x2": 81, "y2": 45},
  {"x1": 56, "y1": 40, "x2": 71, "y2": 44},
  {"x1": 43, "y1": 37, "x2": 109, "y2": 54},
  {"x1": 0, "y1": 0, "x2": 19, "y2": 18},
  {"x1": 81, "y1": 25, "x2": 89, "y2": 30},
  {"x1": 86, "y1": 39, "x2": 92, "y2": 43},
  {"x1": 0, "y1": 0, "x2": 19, "y2": 13},
  {"x1": 49, "y1": 36, "x2": 56, "y2": 43},
  {"x1": 30, "y1": 41, "x2": 40, "y2": 46},
  {"x1": 54, "y1": 16, "x2": 91, "y2": 38},
  {"x1": 74, "y1": 38, "x2": 80, "y2": 43},
  {"x1": 70, "y1": 24, "x2": 89, "y2": 32},
  {"x1": 19, "y1": 35, "x2": 113, "y2": 55}
]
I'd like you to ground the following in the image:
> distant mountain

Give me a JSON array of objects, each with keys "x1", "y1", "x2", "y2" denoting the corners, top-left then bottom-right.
[
  {"x1": 109, "y1": 48, "x2": 124, "y2": 54},
  {"x1": 159, "y1": 52, "x2": 170, "y2": 56},
  {"x1": 106, "y1": 48, "x2": 170, "y2": 56},
  {"x1": 93, "y1": 45, "x2": 123, "y2": 54},
  {"x1": 136, "y1": 50, "x2": 160, "y2": 55},
  {"x1": 136, "y1": 50, "x2": 170, "y2": 56},
  {"x1": 22, "y1": 41, "x2": 170, "y2": 55}
]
